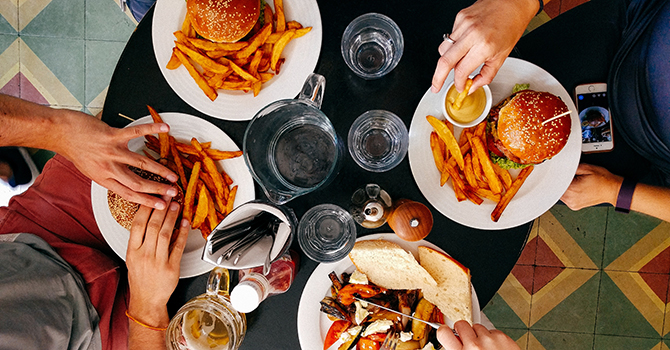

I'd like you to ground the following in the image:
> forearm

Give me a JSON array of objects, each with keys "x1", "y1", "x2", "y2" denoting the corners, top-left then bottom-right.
[
  {"x1": 0, "y1": 94, "x2": 73, "y2": 152},
  {"x1": 629, "y1": 183, "x2": 670, "y2": 222},
  {"x1": 127, "y1": 302, "x2": 170, "y2": 350}
]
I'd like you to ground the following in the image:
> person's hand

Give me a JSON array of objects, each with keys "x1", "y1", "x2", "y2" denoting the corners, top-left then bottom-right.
[
  {"x1": 57, "y1": 110, "x2": 179, "y2": 209},
  {"x1": 126, "y1": 200, "x2": 189, "y2": 327},
  {"x1": 561, "y1": 163, "x2": 622, "y2": 210},
  {"x1": 431, "y1": 0, "x2": 538, "y2": 94},
  {"x1": 437, "y1": 321, "x2": 520, "y2": 350}
]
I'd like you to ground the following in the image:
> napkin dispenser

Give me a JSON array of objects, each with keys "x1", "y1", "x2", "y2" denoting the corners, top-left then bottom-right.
[{"x1": 202, "y1": 200, "x2": 297, "y2": 270}]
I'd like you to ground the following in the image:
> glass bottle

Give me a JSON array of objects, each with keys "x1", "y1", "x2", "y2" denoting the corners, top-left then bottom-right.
[{"x1": 230, "y1": 250, "x2": 298, "y2": 313}]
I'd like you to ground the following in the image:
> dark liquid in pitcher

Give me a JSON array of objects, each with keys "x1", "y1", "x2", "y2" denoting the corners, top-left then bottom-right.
[{"x1": 274, "y1": 124, "x2": 336, "y2": 188}]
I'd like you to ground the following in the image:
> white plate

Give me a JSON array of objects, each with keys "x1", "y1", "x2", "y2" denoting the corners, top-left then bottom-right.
[
  {"x1": 297, "y1": 233, "x2": 481, "y2": 350},
  {"x1": 91, "y1": 113, "x2": 256, "y2": 278},
  {"x1": 408, "y1": 57, "x2": 581, "y2": 230},
  {"x1": 152, "y1": 0, "x2": 323, "y2": 120}
]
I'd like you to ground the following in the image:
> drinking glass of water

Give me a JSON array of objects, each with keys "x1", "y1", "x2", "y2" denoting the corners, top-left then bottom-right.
[
  {"x1": 348, "y1": 110, "x2": 409, "y2": 172},
  {"x1": 341, "y1": 13, "x2": 404, "y2": 80},
  {"x1": 298, "y1": 204, "x2": 357, "y2": 263}
]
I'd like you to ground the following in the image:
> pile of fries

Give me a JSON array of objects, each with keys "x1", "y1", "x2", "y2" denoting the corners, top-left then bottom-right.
[
  {"x1": 167, "y1": 0, "x2": 311, "y2": 100},
  {"x1": 145, "y1": 106, "x2": 243, "y2": 238},
  {"x1": 426, "y1": 115, "x2": 534, "y2": 222}
]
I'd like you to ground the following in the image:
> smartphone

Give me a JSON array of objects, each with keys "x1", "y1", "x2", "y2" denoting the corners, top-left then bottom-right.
[{"x1": 574, "y1": 83, "x2": 614, "y2": 153}]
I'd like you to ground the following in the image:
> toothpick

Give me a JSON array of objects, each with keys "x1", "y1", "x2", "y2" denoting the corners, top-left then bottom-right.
[
  {"x1": 542, "y1": 111, "x2": 571, "y2": 125},
  {"x1": 118, "y1": 113, "x2": 136, "y2": 122}
]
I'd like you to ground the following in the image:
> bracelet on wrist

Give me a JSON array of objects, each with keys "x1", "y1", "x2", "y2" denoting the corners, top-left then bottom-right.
[
  {"x1": 536, "y1": 0, "x2": 544, "y2": 15},
  {"x1": 615, "y1": 177, "x2": 637, "y2": 214},
  {"x1": 125, "y1": 310, "x2": 167, "y2": 331}
]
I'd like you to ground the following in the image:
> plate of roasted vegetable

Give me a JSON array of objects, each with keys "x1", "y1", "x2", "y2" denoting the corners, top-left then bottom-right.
[{"x1": 297, "y1": 234, "x2": 480, "y2": 350}]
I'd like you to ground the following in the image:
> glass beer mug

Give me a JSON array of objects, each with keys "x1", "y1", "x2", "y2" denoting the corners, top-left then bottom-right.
[{"x1": 166, "y1": 267, "x2": 246, "y2": 350}]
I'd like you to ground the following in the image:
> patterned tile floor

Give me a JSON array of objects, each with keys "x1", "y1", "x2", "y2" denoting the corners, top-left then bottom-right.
[{"x1": 2, "y1": 1, "x2": 670, "y2": 349}]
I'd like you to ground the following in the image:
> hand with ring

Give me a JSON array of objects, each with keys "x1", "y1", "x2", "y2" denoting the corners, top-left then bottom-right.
[{"x1": 431, "y1": 0, "x2": 540, "y2": 94}]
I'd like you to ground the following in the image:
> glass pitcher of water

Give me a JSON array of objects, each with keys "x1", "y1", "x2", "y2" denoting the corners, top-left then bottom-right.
[
  {"x1": 166, "y1": 268, "x2": 246, "y2": 350},
  {"x1": 243, "y1": 73, "x2": 344, "y2": 205}
]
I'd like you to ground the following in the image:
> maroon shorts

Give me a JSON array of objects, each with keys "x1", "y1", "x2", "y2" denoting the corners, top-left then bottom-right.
[{"x1": 0, "y1": 154, "x2": 129, "y2": 350}]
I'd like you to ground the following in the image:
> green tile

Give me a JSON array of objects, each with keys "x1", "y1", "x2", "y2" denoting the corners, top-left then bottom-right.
[
  {"x1": 0, "y1": 33, "x2": 16, "y2": 52},
  {"x1": 20, "y1": 0, "x2": 84, "y2": 38},
  {"x1": 596, "y1": 273, "x2": 660, "y2": 338},
  {"x1": 603, "y1": 210, "x2": 663, "y2": 267},
  {"x1": 0, "y1": 2, "x2": 17, "y2": 35},
  {"x1": 85, "y1": 40, "x2": 125, "y2": 106},
  {"x1": 530, "y1": 330, "x2": 594, "y2": 350},
  {"x1": 550, "y1": 205, "x2": 608, "y2": 268},
  {"x1": 484, "y1": 293, "x2": 530, "y2": 329},
  {"x1": 85, "y1": 0, "x2": 135, "y2": 41},
  {"x1": 532, "y1": 271, "x2": 600, "y2": 333},
  {"x1": 498, "y1": 327, "x2": 529, "y2": 344},
  {"x1": 21, "y1": 36, "x2": 85, "y2": 105},
  {"x1": 595, "y1": 335, "x2": 661, "y2": 350}
]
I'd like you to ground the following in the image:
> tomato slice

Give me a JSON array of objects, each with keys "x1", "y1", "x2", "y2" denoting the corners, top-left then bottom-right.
[
  {"x1": 357, "y1": 338, "x2": 381, "y2": 350},
  {"x1": 324, "y1": 320, "x2": 351, "y2": 350}
]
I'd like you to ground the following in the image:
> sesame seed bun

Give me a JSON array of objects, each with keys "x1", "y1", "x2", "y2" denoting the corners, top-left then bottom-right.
[
  {"x1": 491, "y1": 90, "x2": 570, "y2": 166},
  {"x1": 107, "y1": 168, "x2": 183, "y2": 230},
  {"x1": 187, "y1": 0, "x2": 261, "y2": 43}
]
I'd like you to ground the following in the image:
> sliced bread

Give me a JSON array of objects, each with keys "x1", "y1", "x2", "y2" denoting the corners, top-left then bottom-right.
[
  {"x1": 348, "y1": 240, "x2": 437, "y2": 290},
  {"x1": 418, "y1": 246, "x2": 472, "y2": 324}
]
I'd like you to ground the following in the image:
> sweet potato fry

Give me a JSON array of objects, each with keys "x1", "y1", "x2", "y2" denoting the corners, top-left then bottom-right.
[
  {"x1": 170, "y1": 137, "x2": 188, "y2": 187},
  {"x1": 183, "y1": 161, "x2": 201, "y2": 222},
  {"x1": 492, "y1": 165, "x2": 534, "y2": 222},
  {"x1": 427, "y1": 115, "x2": 464, "y2": 170},
  {"x1": 191, "y1": 138, "x2": 227, "y2": 212},
  {"x1": 193, "y1": 183, "x2": 209, "y2": 229},
  {"x1": 226, "y1": 185, "x2": 238, "y2": 215},
  {"x1": 147, "y1": 106, "x2": 170, "y2": 160}
]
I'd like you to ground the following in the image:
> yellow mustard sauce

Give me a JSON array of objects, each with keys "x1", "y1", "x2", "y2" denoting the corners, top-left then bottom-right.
[{"x1": 445, "y1": 85, "x2": 486, "y2": 124}]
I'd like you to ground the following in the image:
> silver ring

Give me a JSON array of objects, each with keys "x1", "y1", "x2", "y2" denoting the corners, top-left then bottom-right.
[{"x1": 443, "y1": 33, "x2": 455, "y2": 44}]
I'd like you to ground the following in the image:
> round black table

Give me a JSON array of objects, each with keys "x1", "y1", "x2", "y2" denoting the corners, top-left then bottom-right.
[{"x1": 101, "y1": 1, "x2": 533, "y2": 348}]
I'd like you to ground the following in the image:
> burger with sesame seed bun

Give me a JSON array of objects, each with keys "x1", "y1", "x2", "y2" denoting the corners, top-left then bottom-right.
[
  {"x1": 107, "y1": 167, "x2": 184, "y2": 231},
  {"x1": 186, "y1": 0, "x2": 261, "y2": 43},
  {"x1": 487, "y1": 89, "x2": 571, "y2": 169}
]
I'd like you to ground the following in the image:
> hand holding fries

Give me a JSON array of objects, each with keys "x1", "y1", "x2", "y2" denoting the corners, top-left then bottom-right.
[{"x1": 427, "y1": 116, "x2": 533, "y2": 222}]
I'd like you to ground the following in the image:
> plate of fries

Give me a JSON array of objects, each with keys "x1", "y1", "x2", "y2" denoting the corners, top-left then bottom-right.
[
  {"x1": 408, "y1": 58, "x2": 581, "y2": 230},
  {"x1": 91, "y1": 112, "x2": 255, "y2": 278},
  {"x1": 152, "y1": 0, "x2": 322, "y2": 120}
]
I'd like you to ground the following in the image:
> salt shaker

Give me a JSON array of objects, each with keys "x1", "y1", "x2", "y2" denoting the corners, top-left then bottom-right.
[{"x1": 230, "y1": 250, "x2": 299, "y2": 313}]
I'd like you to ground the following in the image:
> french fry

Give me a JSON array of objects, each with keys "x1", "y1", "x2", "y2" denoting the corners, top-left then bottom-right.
[
  {"x1": 206, "y1": 189, "x2": 218, "y2": 229},
  {"x1": 492, "y1": 166, "x2": 534, "y2": 222},
  {"x1": 264, "y1": 3, "x2": 273, "y2": 28},
  {"x1": 228, "y1": 60, "x2": 259, "y2": 82},
  {"x1": 492, "y1": 162, "x2": 513, "y2": 190},
  {"x1": 193, "y1": 183, "x2": 209, "y2": 229},
  {"x1": 183, "y1": 161, "x2": 201, "y2": 222},
  {"x1": 463, "y1": 153, "x2": 478, "y2": 189},
  {"x1": 271, "y1": 30, "x2": 295, "y2": 72},
  {"x1": 274, "y1": 0, "x2": 285, "y2": 32},
  {"x1": 452, "y1": 78, "x2": 473, "y2": 110},
  {"x1": 173, "y1": 48, "x2": 218, "y2": 101},
  {"x1": 444, "y1": 163, "x2": 467, "y2": 202},
  {"x1": 430, "y1": 132, "x2": 446, "y2": 173},
  {"x1": 187, "y1": 37, "x2": 247, "y2": 52},
  {"x1": 231, "y1": 23, "x2": 272, "y2": 60},
  {"x1": 147, "y1": 106, "x2": 170, "y2": 160},
  {"x1": 473, "y1": 187, "x2": 501, "y2": 202},
  {"x1": 469, "y1": 135, "x2": 503, "y2": 194},
  {"x1": 463, "y1": 185, "x2": 484, "y2": 205},
  {"x1": 174, "y1": 42, "x2": 232, "y2": 75},
  {"x1": 427, "y1": 115, "x2": 464, "y2": 170}
]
